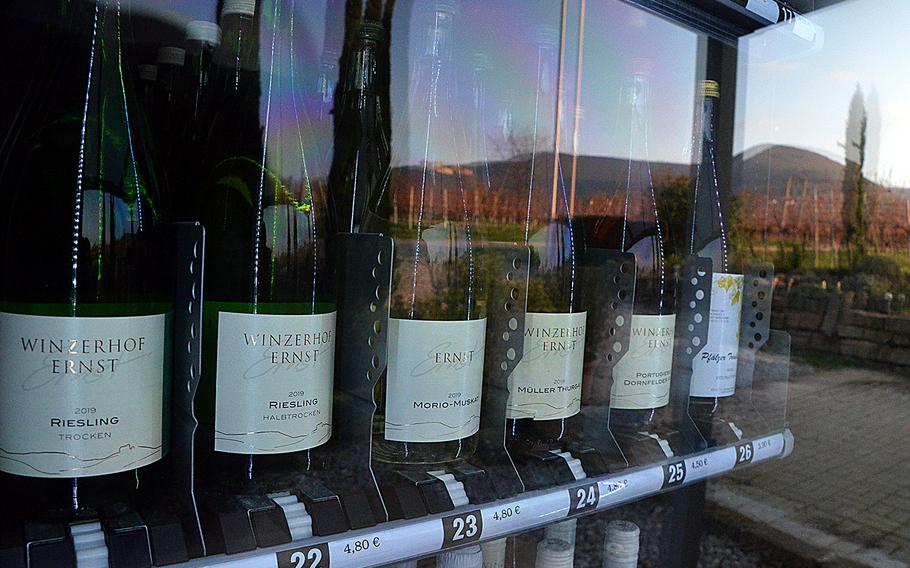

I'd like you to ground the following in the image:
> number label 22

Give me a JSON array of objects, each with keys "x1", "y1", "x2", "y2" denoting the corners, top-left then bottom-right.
[{"x1": 276, "y1": 543, "x2": 330, "y2": 568}]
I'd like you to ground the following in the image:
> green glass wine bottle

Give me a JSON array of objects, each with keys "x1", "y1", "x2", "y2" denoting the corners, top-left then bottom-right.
[
  {"x1": 365, "y1": 0, "x2": 486, "y2": 465},
  {"x1": 195, "y1": 0, "x2": 337, "y2": 493},
  {"x1": 0, "y1": 0, "x2": 172, "y2": 517}
]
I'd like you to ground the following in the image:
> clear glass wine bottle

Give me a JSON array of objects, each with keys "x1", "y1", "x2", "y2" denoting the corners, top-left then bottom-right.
[
  {"x1": 687, "y1": 79, "x2": 744, "y2": 416},
  {"x1": 365, "y1": 0, "x2": 487, "y2": 465},
  {"x1": 507, "y1": 25, "x2": 587, "y2": 451}
]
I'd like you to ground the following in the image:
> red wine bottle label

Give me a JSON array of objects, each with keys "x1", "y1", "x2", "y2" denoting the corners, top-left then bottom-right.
[
  {"x1": 690, "y1": 273, "x2": 744, "y2": 398},
  {"x1": 384, "y1": 318, "x2": 487, "y2": 443},
  {"x1": 507, "y1": 311, "x2": 586, "y2": 421},
  {"x1": 610, "y1": 314, "x2": 676, "y2": 410},
  {"x1": 0, "y1": 312, "x2": 167, "y2": 478},
  {"x1": 214, "y1": 311, "x2": 336, "y2": 454}
]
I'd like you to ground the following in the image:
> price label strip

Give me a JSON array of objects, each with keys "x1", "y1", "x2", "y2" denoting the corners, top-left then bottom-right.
[
  {"x1": 276, "y1": 543, "x2": 330, "y2": 568},
  {"x1": 597, "y1": 467, "x2": 664, "y2": 511},
  {"x1": 750, "y1": 432, "x2": 785, "y2": 462},
  {"x1": 259, "y1": 431, "x2": 789, "y2": 568},
  {"x1": 479, "y1": 485, "x2": 568, "y2": 541}
]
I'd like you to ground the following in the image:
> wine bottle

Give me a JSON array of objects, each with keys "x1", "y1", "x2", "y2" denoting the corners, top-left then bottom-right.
[
  {"x1": 467, "y1": 52, "x2": 492, "y2": 199},
  {"x1": 137, "y1": 64, "x2": 158, "y2": 106},
  {"x1": 334, "y1": 20, "x2": 389, "y2": 233},
  {"x1": 438, "y1": 545, "x2": 484, "y2": 568},
  {"x1": 602, "y1": 520, "x2": 640, "y2": 568},
  {"x1": 688, "y1": 80, "x2": 744, "y2": 412},
  {"x1": 196, "y1": 0, "x2": 336, "y2": 492},
  {"x1": 592, "y1": 60, "x2": 675, "y2": 428},
  {"x1": 535, "y1": 538, "x2": 574, "y2": 568},
  {"x1": 481, "y1": 537, "x2": 507, "y2": 568},
  {"x1": 170, "y1": 20, "x2": 221, "y2": 222},
  {"x1": 507, "y1": 25, "x2": 586, "y2": 450},
  {"x1": 0, "y1": 0, "x2": 171, "y2": 516},
  {"x1": 365, "y1": 0, "x2": 487, "y2": 465},
  {"x1": 185, "y1": 20, "x2": 220, "y2": 128},
  {"x1": 153, "y1": 46, "x2": 186, "y2": 221}
]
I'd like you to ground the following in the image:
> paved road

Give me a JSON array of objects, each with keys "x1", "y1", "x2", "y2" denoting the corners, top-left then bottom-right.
[{"x1": 711, "y1": 357, "x2": 910, "y2": 566}]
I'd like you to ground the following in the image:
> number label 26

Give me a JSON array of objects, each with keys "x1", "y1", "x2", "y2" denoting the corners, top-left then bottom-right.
[
  {"x1": 441, "y1": 510, "x2": 483, "y2": 549},
  {"x1": 276, "y1": 543, "x2": 330, "y2": 568},
  {"x1": 735, "y1": 442, "x2": 754, "y2": 467},
  {"x1": 568, "y1": 482, "x2": 600, "y2": 516}
]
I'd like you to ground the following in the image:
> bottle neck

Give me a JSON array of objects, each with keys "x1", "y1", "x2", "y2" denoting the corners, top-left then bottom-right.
[
  {"x1": 345, "y1": 38, "x2": 381, "y2": 105},
  {"x1": 628, "y1": 74, "x2": 650, "y2": 159},
  {"x1": 690, "y1": 93, "x2": 729, "y2": 272},
  {"x1": 218, "y1": 12, "x2": 259, "y2": 86}
]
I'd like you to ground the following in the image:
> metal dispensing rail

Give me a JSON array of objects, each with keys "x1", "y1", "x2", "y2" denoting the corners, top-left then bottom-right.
[{"x1": 176, "y1": 429, "x2": 794, "y2": 568}]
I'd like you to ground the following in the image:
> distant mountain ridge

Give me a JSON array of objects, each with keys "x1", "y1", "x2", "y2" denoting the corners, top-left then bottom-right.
[{"x1": 480, "y1": 144, "x2": 909, "y2": 199}]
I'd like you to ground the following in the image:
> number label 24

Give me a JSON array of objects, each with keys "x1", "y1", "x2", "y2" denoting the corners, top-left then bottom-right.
[
  {"x1": 276, "y1": 543, "x2": 330, "y2": 568},
  {"x1": 441, "y1": 510, "x2": 483, "y2": 549},
  {"x1": 568, "y1": 482, "x2": 600, "y2": 516}
]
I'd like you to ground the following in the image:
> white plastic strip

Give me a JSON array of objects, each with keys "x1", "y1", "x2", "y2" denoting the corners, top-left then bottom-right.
[
  {"x1": 550, "y1": 450, "x2": 588, "y2": 481},
  {"x1": 428, "y1": 471, "x2": 471, "y2": 508},
  {"x1": 70, "y1": 521, "x2": 109, "y2": 568},
  {"x1": 269, "y1": 493, "x2": 314, "y2": 542},
  {"x1": 744, "y1": 0, "x2": 780, "y2": 22},
  {"x1": 181, "y1": 429, "x2": 790, "y2": 568}
]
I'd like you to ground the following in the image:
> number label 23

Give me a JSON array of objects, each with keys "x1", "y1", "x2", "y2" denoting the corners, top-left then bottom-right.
[{"x1": 441, "y1": 510, "x2": 482, "y2": 549}]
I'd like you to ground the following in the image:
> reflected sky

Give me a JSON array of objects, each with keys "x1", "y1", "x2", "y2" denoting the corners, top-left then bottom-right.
[
  {"x1": 737, "y1": 0, "x2": 910, "y2": 186},
  {"x1": 574, "y1": 0, "x2": 698, "y2": 164}
]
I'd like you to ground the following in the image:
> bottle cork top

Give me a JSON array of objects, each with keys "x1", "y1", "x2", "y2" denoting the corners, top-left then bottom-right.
[
  {"x1": 156, "y1": 46, "x2": 186, "y2": 67},
  {"x1": 437, "y1": 544, "x2": 483, "y2": 568},
  {"x1": 138, "y1": 64, "x2": 158, "y2": 82},
  {"x1": 535, "y1": 538, "x2": 574, "y2": 568},
  {"x1": 186, "y1": 20, "x2": 221, "y2": 47},
  {"x1": 701, "y1": 79, "x2": 720, "y2": 98},
  {"x1": 222, "y1": 0, "x2": 256, "y2": 17}
]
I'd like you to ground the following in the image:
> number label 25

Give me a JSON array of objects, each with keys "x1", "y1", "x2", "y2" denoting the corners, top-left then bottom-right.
[
  {"x1": 568, "y1": 482, "x2": 600, "y2": 516},
  {"x1": 441, "y1": 510, "x2": 483, "y2": 549},
  {"x1": 276, "y1": 543, "x2": 330, "y2": 568},
  {"x1": 662, "y1": 461, "x2": 687, "y2": 489}
]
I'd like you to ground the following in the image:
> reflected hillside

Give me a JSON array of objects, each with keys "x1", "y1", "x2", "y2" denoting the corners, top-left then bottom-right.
[{"x1": 383, "y1": 144, "x2": 910, "y2": 266}]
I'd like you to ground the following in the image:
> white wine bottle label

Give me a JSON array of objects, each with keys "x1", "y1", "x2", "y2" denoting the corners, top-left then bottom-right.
[
  {"x1": 610, "y1": 313, "x2": 676, "y2": 410},
  {"x1": 507, "y1": 311, "x2": 586, "y2": 421},
  {"x1": 690, "y1": 273, "x2": 744, "y2": 397},
  {"x1": 0, "y1": 312, "x2": 167, "y2": 478},
  {"x1": 384, "y1": 318, "x2": 487, "y2": 443},
  {"x1": 214, "y1": 311, "x2": 336, "y2": 454}
]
